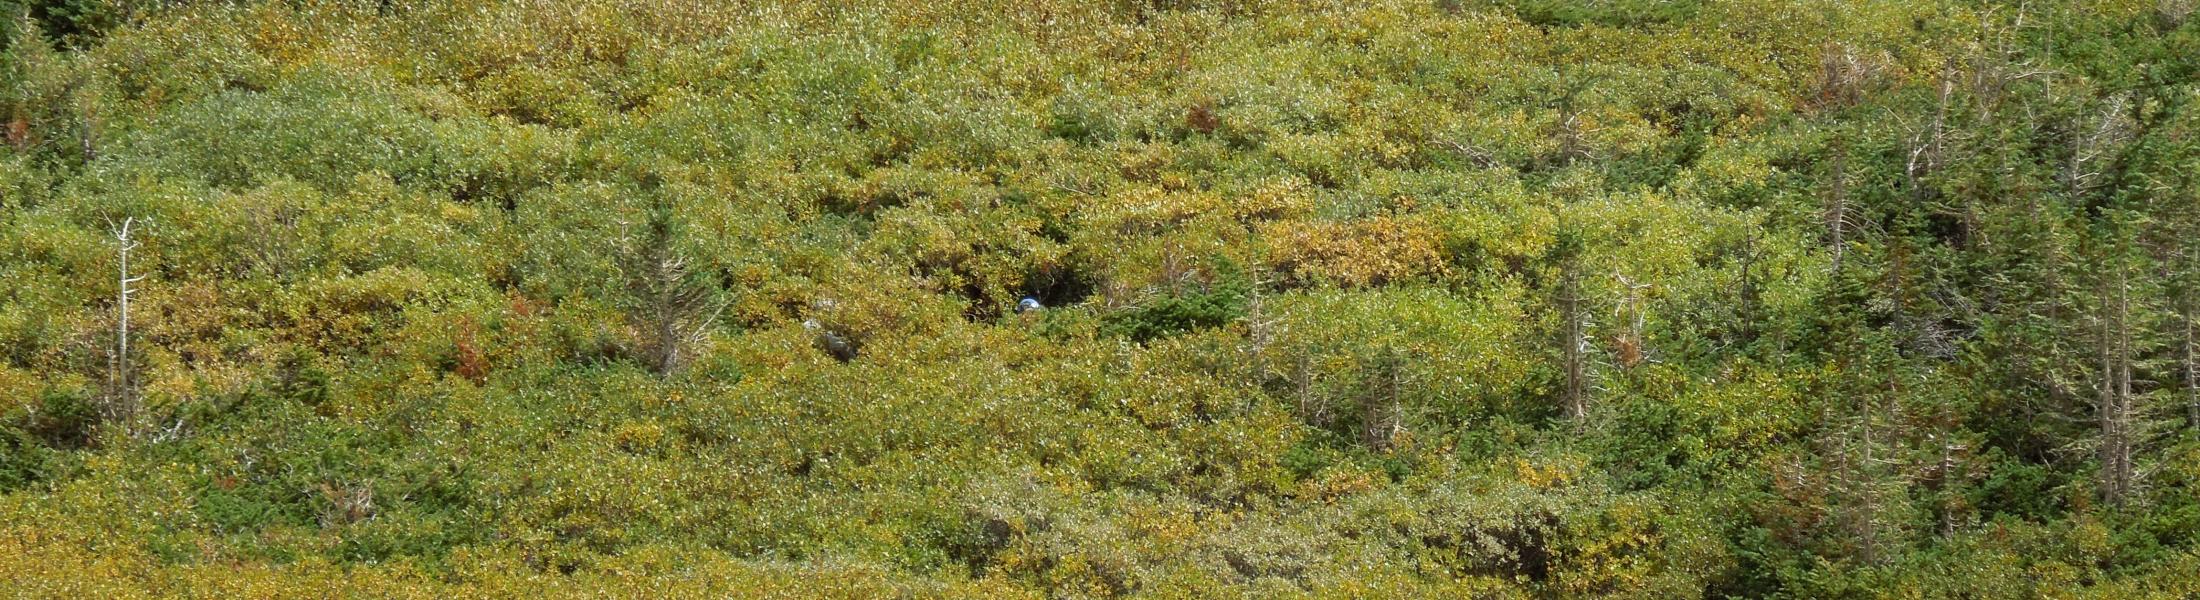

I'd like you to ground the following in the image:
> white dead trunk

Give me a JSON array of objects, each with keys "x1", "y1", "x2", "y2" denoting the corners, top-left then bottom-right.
[{"x1": 111, "y1": 217, "x2": 145, "y2": 423}]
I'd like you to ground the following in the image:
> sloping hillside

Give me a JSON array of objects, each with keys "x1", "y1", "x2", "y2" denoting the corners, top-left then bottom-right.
[{"x1": 2, "y1": 1, "x2": 2197, "y2": 596}]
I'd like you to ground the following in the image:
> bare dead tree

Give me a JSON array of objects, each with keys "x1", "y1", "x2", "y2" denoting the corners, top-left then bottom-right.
[
  {"x1": 2187, "y1": 307, "x2": 2198, "y2": 434},
  {"x1": 2096, "y1": 237, "x2": 2136, "y2": 506},
  {"x1": 109, "y1": 217, "x2": 146, "y2": 424},
  {"x1": 1612, "y1": 272, "x2": 1652, "y2": 369},
  {"x1": 1560, "y1": 257, "x2": 1589, "y2": 423},
  {"x1": 77, "y1": 93, "x2": 97, "y2": 163},
  {"x1": 1242, "y1": 270, "x2": 1280, "y2": 355},
  {"x1": 621, "y1": 189, "x2": 728, "y2": 376},
  {"x1": 1825, "y1": 136, "x2": 1852, "y2": 273},
  {"x1": 1735, "y1": 225, "x2": 1767, "y2": 346},
  {"x1": 1905, "y1": 64, "x2": 1954, "y2": 202},
  {"x1": 1853, "y1": 408, "x2": 1882, "y2": 564},
  {"x1": 1822, "y1": 407, "x2": 1890, "y2": 565},
  {"x1": 1547, "y1": 67, "x2": 1599, "y2": 168},
  {"x1": 1814, "y1": 43, "x2": 1886, "y2": 111},
  {"x1": 1929, "y1": 435, "x2": 1967, "y2": 538},
  {"x1": 2185, "y1": 246, "x2": 2199, "y2": 432},
  {"x1": 315, "y1": 481, "x2": 376, "y2": 527},
  {"x1": 1833, "y1": 364, "x2": 1918, "y2": 565},
  {"x1": 1435, "y1": 138, "x2": 1499, "y2": 170},
  {"x1": 1292, "y1": 351, "x2": 1326, "y2": 429},
  {"x1": 2163, "y1": 0, "x2": 2198, "y2": 27},
  {"x1": 2064, "y1": 93, "x2": 2134, "y2": 199},
  {"x1": 1361, "y1": 347, "x2": 1404, "y2": 452}
]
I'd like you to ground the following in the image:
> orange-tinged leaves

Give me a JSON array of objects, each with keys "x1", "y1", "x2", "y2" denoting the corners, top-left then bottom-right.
[
  {"x1": 5, "y1": 118, "x2": 26, "y2": 150},
  {"x1": 1262, "y1": 215, "x2": 1447, "y2": 288}
]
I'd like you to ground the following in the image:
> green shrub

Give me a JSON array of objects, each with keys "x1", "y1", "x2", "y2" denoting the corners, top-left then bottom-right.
[{"x1": 1099, "y1": 261, "x2": 1250, "y2": 342}]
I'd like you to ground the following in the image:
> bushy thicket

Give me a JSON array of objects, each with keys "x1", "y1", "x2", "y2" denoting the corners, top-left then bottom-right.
[{"x1": 3, "y1": 0, "x2": 2198, "y2": 597}]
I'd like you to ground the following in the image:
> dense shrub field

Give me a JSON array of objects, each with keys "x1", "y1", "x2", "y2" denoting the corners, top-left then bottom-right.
[{"x1": 2, "y1": 0, "x2": 2198, "y2": 596}]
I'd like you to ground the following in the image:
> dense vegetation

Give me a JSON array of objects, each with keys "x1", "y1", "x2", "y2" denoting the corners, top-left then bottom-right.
[{"x1": 3, "y1": 0, "x2": 2198, "y2": 596}]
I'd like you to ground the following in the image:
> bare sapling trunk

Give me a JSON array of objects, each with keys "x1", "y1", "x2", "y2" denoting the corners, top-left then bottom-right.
[
  {"x1": 1613, "y1": 273, "x2": 1651, "y2": 368},
  {"x1": 1856, "y1": 409, "x2": 1880, "y2": 564},
  {"x1": 1561, "y1": 262, "x2": 1588, "y2": 422},
  {"x1": 2186, "y1": 248, "x2": 2199, "y2": 433},
  {"x1": 2186, "y1": 291, "x2": 2198, "y2": 433},
  {"x1": 111, "y1": 217, "x2": 145, "y2": 425},
  {"x1": 1827, "y1": 138, "x2": 1850, "y2": 272},
  {"x1": 1362, "y1": 348, "x2": 1403, "y2": 452},
  {"x1": 2097, "y1": 245, "x2": 2135, "y2": 506}
]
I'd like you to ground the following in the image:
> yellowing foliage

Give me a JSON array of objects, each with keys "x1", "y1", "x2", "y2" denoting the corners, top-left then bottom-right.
[
  {"x1": 1, "y1": 0, "x2": 2196, "y2": 597},
  {"x1": 1261, "y1": 216, "x2": 1446, "y2": 288}
]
